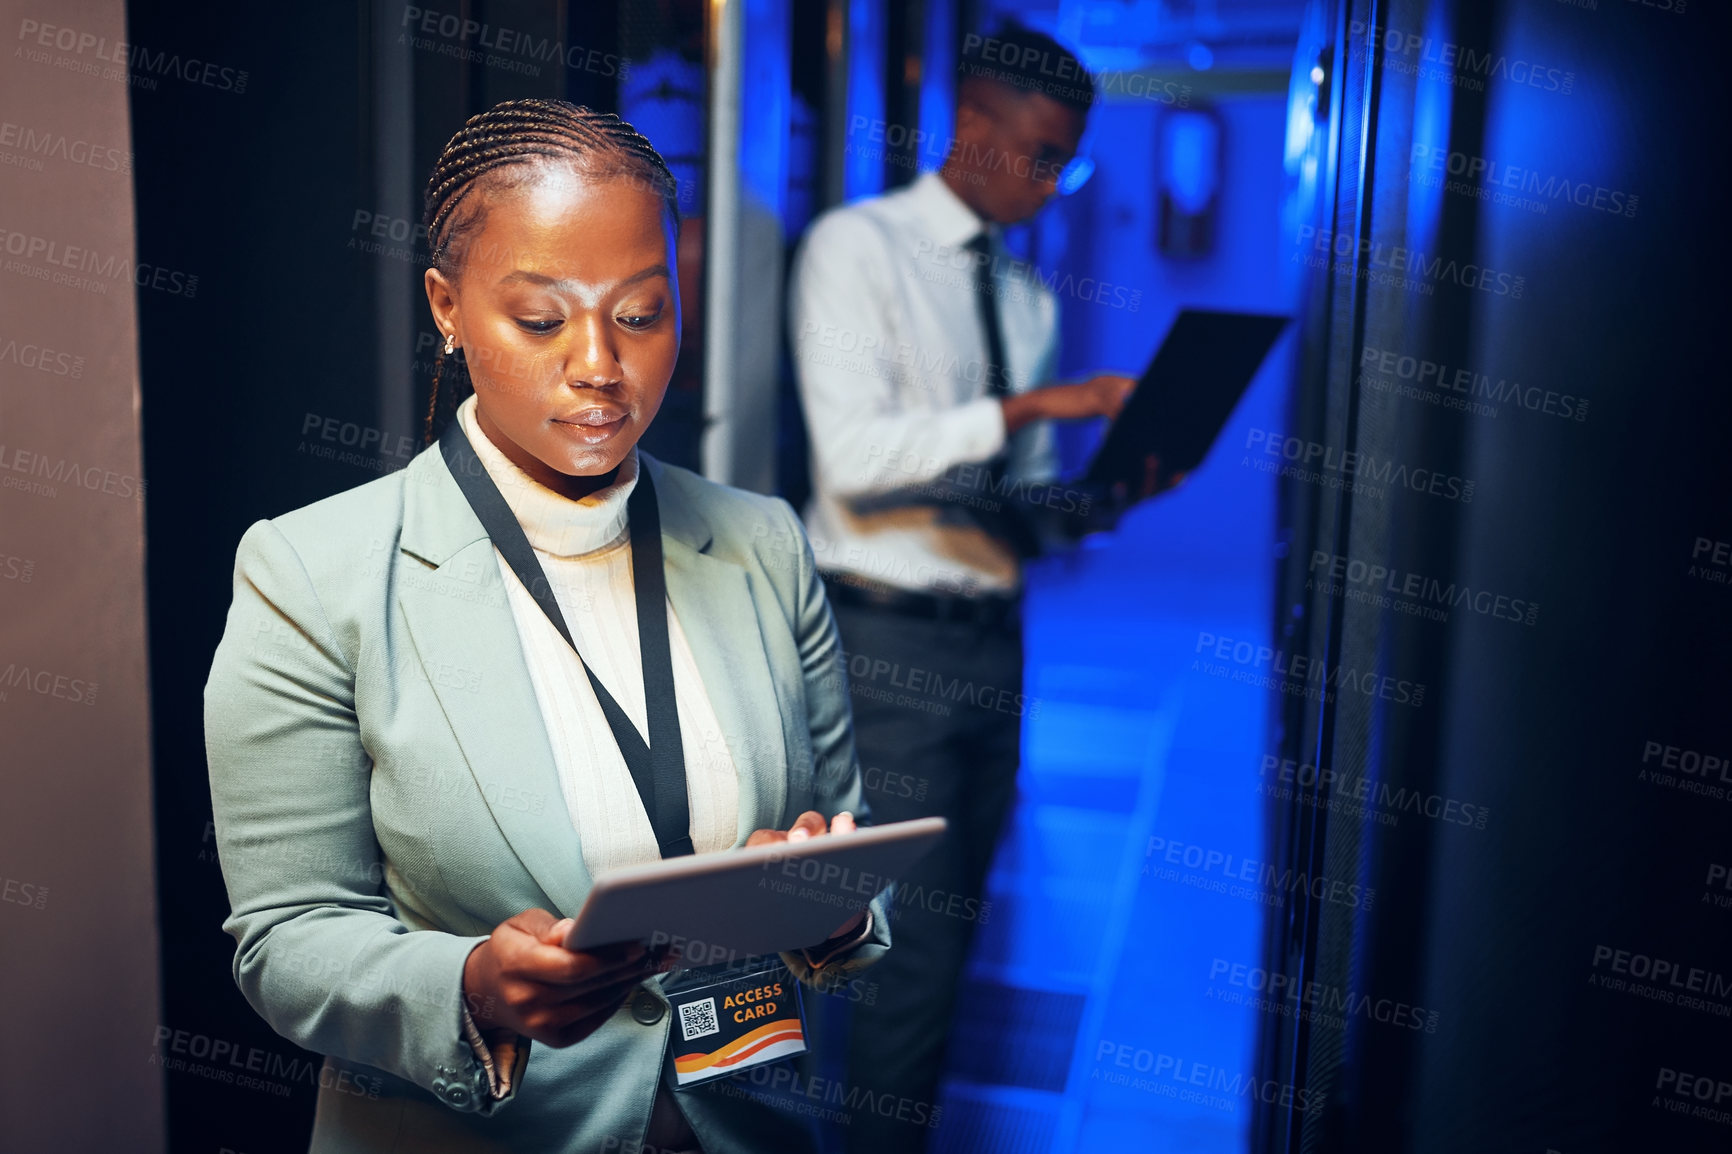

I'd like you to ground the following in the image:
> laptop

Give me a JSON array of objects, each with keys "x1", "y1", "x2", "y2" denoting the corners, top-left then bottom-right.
[{"x1": 1083, "y1": 309, "x2": 1290, "y2": 491}]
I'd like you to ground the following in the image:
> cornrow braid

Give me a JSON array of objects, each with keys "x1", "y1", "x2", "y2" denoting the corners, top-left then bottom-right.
[{"x1": 419, "y1": 97, "x2": 680, "y2": 446}]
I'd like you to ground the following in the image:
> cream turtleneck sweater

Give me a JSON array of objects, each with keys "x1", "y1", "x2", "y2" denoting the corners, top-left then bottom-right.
[
  {"x1": 456, "y1": 395, "x2": 740, "y2": 878},
  {"x1": 454, "y1": 399, "x2": 861, "y2": 1147}
]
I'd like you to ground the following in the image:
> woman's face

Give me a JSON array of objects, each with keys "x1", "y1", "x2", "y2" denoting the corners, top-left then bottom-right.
[{"x1": 425, "y1": 165, "x2": 679, "y2": 496}]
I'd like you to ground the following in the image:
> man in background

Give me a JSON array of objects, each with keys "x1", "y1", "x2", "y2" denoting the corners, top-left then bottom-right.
[{"x1": 789, "y1": 25, "x2": 1132, "y2": 1152}]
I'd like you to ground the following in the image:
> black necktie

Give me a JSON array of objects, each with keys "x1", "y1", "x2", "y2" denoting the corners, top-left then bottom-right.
[
  {"x1": 963, "y1": 232, "x2": 1040, "y2": 559},
  {"x1": 965, "y1": 233, "x2": 1012, "y2": 399}
]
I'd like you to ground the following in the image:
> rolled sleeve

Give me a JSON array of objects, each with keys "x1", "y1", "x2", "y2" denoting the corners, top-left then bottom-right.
[
  {"x1": 459, "y1": 1002, "x2": 530, "y2": 1103},
  {"x1": 781, "y1": 901, "x2": 892, "y2": 988}
]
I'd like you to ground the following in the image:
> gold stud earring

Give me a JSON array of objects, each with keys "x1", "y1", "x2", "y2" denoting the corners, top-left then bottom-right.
[{"x1": 443, "y1": 333, "x2": 456, "y2": 355}]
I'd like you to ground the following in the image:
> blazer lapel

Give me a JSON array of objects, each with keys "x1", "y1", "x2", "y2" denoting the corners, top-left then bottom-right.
[
  {"x1": 392, "y1": 445, "x2": 792, "y2": 915},
  {"x1": 396, "y1": 449, "x2": 593, "y2": 917}
]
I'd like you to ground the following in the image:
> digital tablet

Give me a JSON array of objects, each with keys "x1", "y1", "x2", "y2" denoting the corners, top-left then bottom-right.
[
  {"x1": 562, "y1": 816, "x2": 947, "y2": 959},
  {"x1": 1084, "y1": 309, "x2": 1289, "y2": 490}
]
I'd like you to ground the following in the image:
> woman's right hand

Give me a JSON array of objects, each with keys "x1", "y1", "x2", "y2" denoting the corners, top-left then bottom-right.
[{"x1": 462, "y1": 908, "x2": 674, "y2": 1048}]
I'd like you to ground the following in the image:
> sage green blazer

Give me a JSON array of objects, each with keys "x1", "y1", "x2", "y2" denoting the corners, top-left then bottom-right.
[{"x1": 204, "y1": 443, "x2": 891, "y2": 1154}]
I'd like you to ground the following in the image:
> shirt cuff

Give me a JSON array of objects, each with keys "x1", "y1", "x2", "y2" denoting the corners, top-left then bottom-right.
[
  {"x1": 969, "y1": 396, "x2": 1010, "y2": 464},
  {"x1": 459, "y1": 1001, "x2": 529, "y2": 1101},
  {"x1": 799, "y1": 909, "x2": 875, "y2": 972}
]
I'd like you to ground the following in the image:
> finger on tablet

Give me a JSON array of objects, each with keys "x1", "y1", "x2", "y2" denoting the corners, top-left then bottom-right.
[
  {"x1": 545, "y1": 940, "x2": 654, "y2": 987},
  {"x1": 787, "y1": 810, "x2": 826, "y2": 842},
  {"x1": 538, "y1": 917, "x2": 577, "y2": 947},
  {"x1": 550, "y1": 956, "x2": 659, "y2": 1000},
  {"x1": 522, "y1": 942, "x2": 634, "y2": 986},
  {"x1": 831, "y1": 811, "x2": 856, "y2": 835}
]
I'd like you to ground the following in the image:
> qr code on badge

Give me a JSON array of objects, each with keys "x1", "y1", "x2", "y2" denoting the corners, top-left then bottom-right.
[{"x1": 679, "y1": 997, "x2": 721, "y2": 1042}]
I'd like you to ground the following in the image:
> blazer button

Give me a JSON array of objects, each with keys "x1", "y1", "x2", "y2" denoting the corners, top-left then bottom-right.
[
  {"x1": 443, "y1": 1083, "x2": 472, "y2": 1109},
  {"x1": 630, "y1": 990, "x2": 665, "y2": 1025}
]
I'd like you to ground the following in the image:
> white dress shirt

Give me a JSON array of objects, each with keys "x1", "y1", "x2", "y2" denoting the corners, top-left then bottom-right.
[
  {"x1": 456, "y1": 395, "x2": 740, "y2": 878},
  {"x1": 788, "y1": 171, "x2": 1060, "y2": 595}
]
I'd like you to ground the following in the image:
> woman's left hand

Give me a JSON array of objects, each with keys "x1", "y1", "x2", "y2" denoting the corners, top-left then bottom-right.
[{"x1": 746, "y1": 810, "x2": 868, "y2": 942}]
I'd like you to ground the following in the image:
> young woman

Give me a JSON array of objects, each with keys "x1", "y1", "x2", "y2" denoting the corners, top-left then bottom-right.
[{"x1": 204, "y1": 98, "x2": 888, "y2": 1154}]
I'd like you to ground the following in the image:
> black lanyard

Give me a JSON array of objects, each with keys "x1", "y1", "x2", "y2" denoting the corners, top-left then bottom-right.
[{"x1": 439, "y1": 420, "x2": 693, "y2": 858}]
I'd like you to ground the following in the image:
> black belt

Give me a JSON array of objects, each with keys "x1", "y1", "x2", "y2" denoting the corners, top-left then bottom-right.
[{"x1": 821, "y1": 572, "x2": 1020, "y2": 628}]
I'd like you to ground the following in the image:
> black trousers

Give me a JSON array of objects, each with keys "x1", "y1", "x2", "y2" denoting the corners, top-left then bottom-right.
[{"x1": 831, "y1": 601, "x2": 1024, "y2": 1154}]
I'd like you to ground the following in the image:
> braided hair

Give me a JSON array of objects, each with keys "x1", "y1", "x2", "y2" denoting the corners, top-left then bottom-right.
[{"x1": 420, "y1": 98, "x2": 680, "y2": 446}]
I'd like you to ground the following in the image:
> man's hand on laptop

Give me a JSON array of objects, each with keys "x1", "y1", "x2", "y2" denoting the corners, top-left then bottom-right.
[
  {"x1": 1113, "y1": 453, "x2": 1186, "y2": 505},
  {"x1": 1057, "y1": 454, "x2": 1188, "y2": 543},
  {"x1": 1002, "y1": 373, "x2": 1136, "y2": 434}
]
